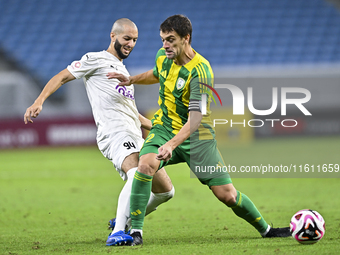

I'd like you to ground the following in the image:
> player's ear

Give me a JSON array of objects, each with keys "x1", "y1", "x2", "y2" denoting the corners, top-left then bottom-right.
[
  {"x1": 184, "y1": 34, "x2": 190, "y2": 44},
  {"x1": 110, "y1": 32, "x2": 116, "y2": 41}
]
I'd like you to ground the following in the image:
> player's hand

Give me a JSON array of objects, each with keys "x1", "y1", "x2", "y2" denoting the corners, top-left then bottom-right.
[
  {"x1": 156, "y1": 143, "x2": 173, "y2": 162},
  {"x1": 24, "y1": 103, "x2": 42, "y2": 124},
  {"x1": 107, "y1": 72, "x2": 131, "y2": 86}
]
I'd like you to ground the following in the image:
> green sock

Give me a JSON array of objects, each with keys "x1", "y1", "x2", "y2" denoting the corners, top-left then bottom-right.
[
  {"x1": 230, "y1": 190, "x2": 268, "y2": 234},
  {"x1": 130, "y1": 171, "x2": 153, "y2": 230}
]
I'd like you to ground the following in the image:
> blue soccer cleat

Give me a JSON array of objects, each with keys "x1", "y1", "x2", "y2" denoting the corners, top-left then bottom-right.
[
  {"x1": 108, "y1": 218, "x2": 116, "y2": 230},
  {"x1": 108, "y1": 218, "x2": 131, "y2": 235},
  {"x1": 106, "y1": 230, "x2": 133, "y2": 246}
]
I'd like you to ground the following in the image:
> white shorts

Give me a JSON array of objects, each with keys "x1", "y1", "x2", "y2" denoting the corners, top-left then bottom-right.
[{"x1": 98, "y1": 131, "x2": 144, "y2": 181}]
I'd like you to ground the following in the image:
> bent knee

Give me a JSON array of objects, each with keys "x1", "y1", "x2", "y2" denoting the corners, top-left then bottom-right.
[
  {"x1": 212, "y1": 185, "x2": 237, "y2": 206},
  {"x1": 138, "y1": 154, "x2": 160, "y2": 176},
  {"x1": 138, "y1": 164, "x2": 153, "y2": 176},
  {"x1": 216, "y1": 193, "x2": 237, "y2": 206},
  {"x1": 138, "y1": 163, "x2": 156, "y2": 176}
]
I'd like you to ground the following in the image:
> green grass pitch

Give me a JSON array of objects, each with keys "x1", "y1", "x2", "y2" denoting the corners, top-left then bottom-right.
[{"x1": 0, "y1": 136, "x2": 339, "y2": 254}]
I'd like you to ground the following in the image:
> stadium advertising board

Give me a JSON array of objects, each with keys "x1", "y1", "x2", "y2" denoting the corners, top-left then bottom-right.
[{"x1": 0, "y1": 118, "x2": 96, "y2": 148}]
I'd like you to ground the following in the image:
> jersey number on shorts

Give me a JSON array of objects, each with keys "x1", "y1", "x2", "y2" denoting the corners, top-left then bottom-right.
[
  {"x1": 123, "y1": 141, "x2": 136, "y2": 150},
  {"x1": 145, "y1": 133, "x2": 155, "y2": 143}
]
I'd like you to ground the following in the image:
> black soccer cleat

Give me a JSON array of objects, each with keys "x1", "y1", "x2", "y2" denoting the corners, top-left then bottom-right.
[
  {"x1": 130, "y1": 231, "x2": 143, "y2": 246},
  {"x1": 263, "y1": 227, "x2": 291, "y2": 238}
]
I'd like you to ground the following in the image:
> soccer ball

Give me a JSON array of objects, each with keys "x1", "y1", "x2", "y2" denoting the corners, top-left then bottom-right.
[{"x1": 290, "y1": 209, "x2": 325, "y2": 244}]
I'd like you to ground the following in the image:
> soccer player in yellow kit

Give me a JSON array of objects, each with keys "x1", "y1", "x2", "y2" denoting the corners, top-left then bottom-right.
[{"x1": 108, "y1": 14, "x2": 290, "y2": 246}]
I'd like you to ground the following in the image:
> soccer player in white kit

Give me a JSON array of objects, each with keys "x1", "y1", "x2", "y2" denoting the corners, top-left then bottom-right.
[{"x1": 24, "y1": 18, "x2": 174, "y2": 246}]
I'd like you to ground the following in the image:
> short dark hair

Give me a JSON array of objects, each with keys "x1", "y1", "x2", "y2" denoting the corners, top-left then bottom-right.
[{"x1": 160, "y1": 14, "x2": 192, "y2": 44}]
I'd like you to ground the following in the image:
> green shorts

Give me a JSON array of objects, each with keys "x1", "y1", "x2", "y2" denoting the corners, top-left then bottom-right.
[{"x1": 140, "y1": 125, "x2": 232, "y2": 187}]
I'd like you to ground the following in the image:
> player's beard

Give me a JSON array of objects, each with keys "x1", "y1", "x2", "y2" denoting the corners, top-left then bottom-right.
[{"x1": 114, "y1": 39, "x2": 132, "y2": 60}]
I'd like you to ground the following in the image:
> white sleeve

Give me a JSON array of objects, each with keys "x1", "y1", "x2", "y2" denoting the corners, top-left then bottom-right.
[{"x1": 67, "y1": 53, "x2": 98, "y2": 79}]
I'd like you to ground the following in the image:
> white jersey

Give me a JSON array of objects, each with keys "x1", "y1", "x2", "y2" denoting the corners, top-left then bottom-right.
[{"x1": 67, "y1": 50, "x2": 142, "y2": 151}]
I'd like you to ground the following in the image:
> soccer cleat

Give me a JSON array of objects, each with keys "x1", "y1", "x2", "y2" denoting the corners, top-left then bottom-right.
[
  {"x1": 106, "y1": 230, "x2": 134, "y2": 246},
  {"x1": 130, "y1": 231, "x2": 143, "y2": 246},
  {"x1": 108, "y1": 218, "x2": 116, "y2": 230},
  {"x1": 108, "y1": 218, "x2": 131, "y2": 235},
  {"x1": 263, "y1": 227, "x2": 291, "y2": 238}
]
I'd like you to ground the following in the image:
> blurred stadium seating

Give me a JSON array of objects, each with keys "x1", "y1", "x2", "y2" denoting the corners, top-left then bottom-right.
[
  {"x1": 1, "y1": 0, "x2": 340, "y2": 148},
  {"x1": 0, "y1": 0, "x2": 340, "y2": 83}
]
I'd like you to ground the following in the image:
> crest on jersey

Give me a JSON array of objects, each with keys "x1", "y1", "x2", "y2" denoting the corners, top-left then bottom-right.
[{"x1": 176, "y1": 78, "x2": 186, "y2": 90}]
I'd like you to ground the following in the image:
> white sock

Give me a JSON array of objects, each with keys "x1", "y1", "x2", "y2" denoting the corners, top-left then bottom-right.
[
  {"x1": 261, "y1": 225, "x2": 271, "y2": 236},
  {"x1": 112, "y1": 167, "x2": 137, "y2": 234},
  {"x1": 145, "y1": 186, "x2": 175, "y2": 215},
  {"x1": 125, "y1": 186, "x2": 175, "y2": 231},
  {"x1": 130, "y1": 229, "x2": 143, "y2": 236}
]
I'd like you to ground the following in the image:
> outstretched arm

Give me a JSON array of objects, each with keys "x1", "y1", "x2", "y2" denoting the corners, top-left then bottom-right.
[
  {"x1": 139, "y1": 113, "x2": 152, "y2": 131},
  {"x1": 24, "y1": 69, "x2": 75, "y2": 124},
  {"x1": 107, "y1": 69, "x2": 159, "y2": 86}
]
